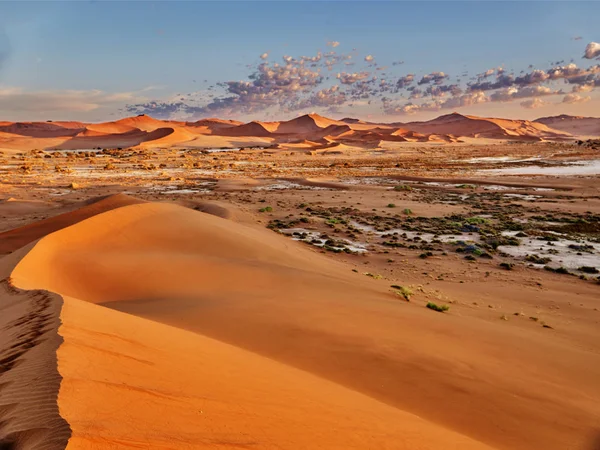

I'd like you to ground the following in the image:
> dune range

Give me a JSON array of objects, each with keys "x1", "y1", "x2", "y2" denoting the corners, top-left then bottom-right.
[
  {"x1": 1, "y1": 194, "x2": 600, "y2": 449},
  {"x1": 0, "y1": 112, "x2": 597, "y2": 154}
]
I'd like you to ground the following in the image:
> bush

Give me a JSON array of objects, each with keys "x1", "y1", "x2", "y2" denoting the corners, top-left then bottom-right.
[
  {"x1": 392, "y1": 286, "x2": 412, "y2": 301},
  {"x1": 387, "y1": 203, "x2": 396, "y2": 208},
  {"x1": 259, "y1": 206, "x2": 273, "y2": 213},
  {"x1": 426, "y1": 302, "x2": 449, "y2": 312},
  {"x1": 403, "y1": 208, "x2": 413, "y2": 215}
]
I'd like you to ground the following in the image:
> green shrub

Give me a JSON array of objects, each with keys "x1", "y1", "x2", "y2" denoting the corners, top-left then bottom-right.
[
  {"x1": 393, "y1": 286, "x2": 412, "y2": 301},
  {"x1": 426, "y1": 302, "x2": 449, "y2": 312}
]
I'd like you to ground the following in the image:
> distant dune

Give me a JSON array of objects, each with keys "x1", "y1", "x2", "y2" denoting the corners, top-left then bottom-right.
[
  {"x1": 534, "y1": 114, "x2": 600, "y2": 136},
  {"x1": 0, "y1": 111, "x2": 588, "y2": 152}
]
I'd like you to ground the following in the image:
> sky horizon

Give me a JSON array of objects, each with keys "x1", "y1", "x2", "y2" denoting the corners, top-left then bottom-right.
[{"x1": 0, "y1": 1, "x2": 599, "y2": 123}]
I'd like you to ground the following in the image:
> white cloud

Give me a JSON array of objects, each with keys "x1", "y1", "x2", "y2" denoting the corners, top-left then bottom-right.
[
  {"x1": 364, "y1": 55, "x2": 374, "y2": 62},
  {"x1": 260, "y1": 52, "x2": 269, "y2": 60},
  {"x1": 561, "y1": 93, "x2": 591, "y2": 104},
  {"x1": 584, "y1": 42, "x2": 600, "y2": 59},
  {"x1": 520, "y1": 98, "x2": 547, "y2": 109},
  {"x1": 327, "y1": 41, "x2": 340, "y2": 48}
]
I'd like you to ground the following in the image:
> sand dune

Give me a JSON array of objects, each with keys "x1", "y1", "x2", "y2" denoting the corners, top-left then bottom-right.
[
  {"x1": 400, "y1": 113, "x2": 571, "y2": 141},
  {"x1": 0, "y1": 194, "x2": 144, "y2": 254},
  {"x1": 0, "y1": 112, "x2": 580, "y2": 151},
  {"x1": 0, "y1": 197, "x2": 596, "y2": 449},
  {"x1": 1, "y1": 199, "x2": 497, "y2": 449},
  {"x1": 535, "y1": 114, "x2": 600, "y2": 136}
]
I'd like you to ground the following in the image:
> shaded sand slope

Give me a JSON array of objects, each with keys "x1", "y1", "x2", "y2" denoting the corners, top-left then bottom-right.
[
  {"x1": 1, "y1": 205, "x2": 493, "y2": 449},
  {"x1": 0, "y1": 194, "x2": 144, "y2": 254},
  {"x1": 11, "y1": 200, "x2": 600, "y2": 450},
  {"x1": 50, "y1": 295, "x2": 492, "y2": 449},
  {"x1": 0, "y1": 248, "x2": 70, "y2": 449}
]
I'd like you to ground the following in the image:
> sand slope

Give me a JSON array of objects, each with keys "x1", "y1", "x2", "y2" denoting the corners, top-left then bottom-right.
[
  {"x1": 0, "y1": 249, "x2": 71, "y2": 449},
  {"x1": 4, "y1": 198, "x2": 599, "y2": 449},
  {"x1": 0, "y1": 200, "x2": 497, "y2": 449},
  {"x1": 535, "y1": 114, "x2": 600, "y2": 136},
  {"x1": 401, "y1": 113, "x2": 571, "y2": 141},
  {"x1": 0, "y1": 194, "x2": 144, "y2": 254}
]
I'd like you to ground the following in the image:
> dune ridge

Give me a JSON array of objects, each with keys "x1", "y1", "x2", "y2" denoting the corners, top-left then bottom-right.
[{"x1": 0, "y1": 249, "x2": 71, "y2": 449}]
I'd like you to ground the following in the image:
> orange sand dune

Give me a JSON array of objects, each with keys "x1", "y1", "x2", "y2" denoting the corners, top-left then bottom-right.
[
  {"x1": 6, "y1": 198, "x2": 600, "y2": 450},
  {"x1": 0, "y1": 194, "x2": 144, "y2": 254},
  {"x1": 0, "y1": 112, "x2": 584, "y2": 151},
  {"x1": 217, "y1": 121, "x2": 274, "y2": 137},
  {"x1": 272, "y1": 113, "x2": 346, "y2": 134},
  {"x1": 0, "y1": 122, "x2": 84, "y2": 138},
  {"x1": 535, "y1": 114, "x2": 600, "y2": 136},
  {"x1": 0, "y1": 199, "x2": 496, "y2": 449},
  {"x1": 402, "y1": 112, "x2": 570, "y2": 140},
  {"x1": 114, "y1": 114, "x2": 178, "y2": 132}
]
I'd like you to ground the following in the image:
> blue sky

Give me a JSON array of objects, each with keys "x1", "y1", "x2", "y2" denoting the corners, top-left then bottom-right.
[{"x1": 0, "y1": 1, "x2": 599, "y2": 122}]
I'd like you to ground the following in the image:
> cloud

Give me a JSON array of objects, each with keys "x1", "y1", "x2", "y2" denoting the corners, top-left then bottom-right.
[
  {"x1": 384, "y1": 91, "x2": 488, "y2": 115},
  {"x1": 490, "y1": 85, "x2": 558, "y2": 102},
  {"x1": 520, "y1": 98, "x2": 547, "y2": 109},
  {"x1": 287, "y1": 85, "x2": 346, "y2": 111},
  {"x1": 467, "y1": 73, "x2": 515, "y2": 91},
  {"x1": 127, "y1": 40, "x2": 600, "y2": 120},
  {"x1": 417, "y1": 72, "x2": 449, "y2": 85},
  {"x1": 584, "y1": 42, "x2": 600, "y2": 59},
  {"x1": 514, "y1": 69, "x2": 549, "y2": 85},
  {"x1": 392, "y1": 60, "x2": 404, "y2": 66},
  {"x1": 336, "y1": 71, "x2": 370, "y2": 85},
  {"x1": 0, "y1": 87, "x2": 139, "y2": 113},
  {"x1": 572, "y1": 83, "x2": 595, "y2": 93},
  {"x1": 572, "y1": 36, "x2": 582, "y2": 41},
  {"x1": 395, "y1": 74, "x2": 414, "y2": 89},
  {"x1": 562, "y1": 93, "x2": 591, "y2": 104},
  {"x1": 424, "y1": 84, "x2": 463, "y2": 98}
]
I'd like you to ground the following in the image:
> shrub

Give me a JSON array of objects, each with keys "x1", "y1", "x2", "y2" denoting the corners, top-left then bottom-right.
[
  {"x1": 403, "y1": 208, "x2": 413, "y2": 215},
  {"x1": 426, "y1": 302, "x2": 449, "y2": 312},
  {"x1": 387, "y1": 203, "x2": 396, "y2": 208},
  {"x1": 259, "y1": 206, "x2": 273, "y2": 213},
  {"x1": 500, "y1": 262, "x2": 514, "y2": 270},
  {"x1": 394, "y1": 185, "x2": 412, "y2": 191},
  {"x1": 393, "y1": 286, "x2": 412, "y2": 301}
]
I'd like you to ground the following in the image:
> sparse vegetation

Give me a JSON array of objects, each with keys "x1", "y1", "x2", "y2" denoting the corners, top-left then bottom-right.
[
  {"x1": 391, "y1": 285, "x2": 412, "y2": 301},
  {"x1": 426, "y1": 302, "x2": 449, "y2": 312}
]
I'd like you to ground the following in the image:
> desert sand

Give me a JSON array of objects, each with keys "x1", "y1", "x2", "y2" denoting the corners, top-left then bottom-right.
[
  {"x1": 1, "y1": 112, "x2": 597, "y2": 155},
  {"x1": 0, "y1": 112, "x2": 599, "y2": 449}
]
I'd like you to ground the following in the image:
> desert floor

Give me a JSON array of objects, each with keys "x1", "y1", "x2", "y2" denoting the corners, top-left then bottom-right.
[{"x1": 0, "y1": 142, "x2": 599, "y2": 449}]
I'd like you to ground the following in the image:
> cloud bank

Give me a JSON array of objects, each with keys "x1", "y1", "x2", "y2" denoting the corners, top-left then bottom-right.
[{"x1": 124, "y1": 40, "x2": 600, "y2": 119}]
